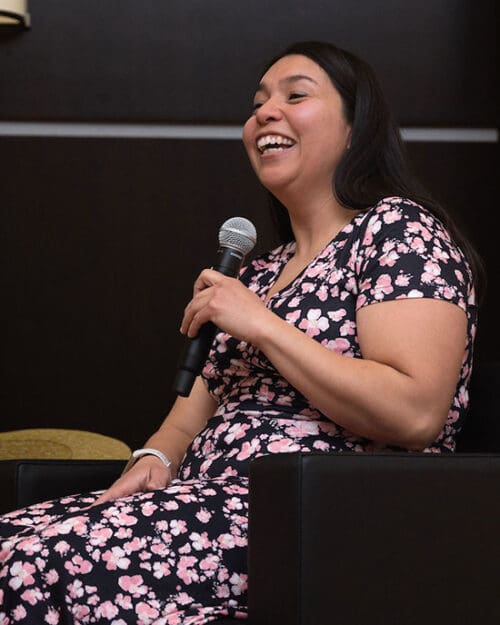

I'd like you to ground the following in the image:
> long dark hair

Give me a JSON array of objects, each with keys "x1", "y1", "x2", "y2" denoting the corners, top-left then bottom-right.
[{"x1": 261, "y1": 41, "x2": 484, "y2": 296}]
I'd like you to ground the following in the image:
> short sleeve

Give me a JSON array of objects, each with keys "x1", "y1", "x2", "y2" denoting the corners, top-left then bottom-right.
[{"x1": 354, "y1": 197, "x2": 474, "y2": 312}]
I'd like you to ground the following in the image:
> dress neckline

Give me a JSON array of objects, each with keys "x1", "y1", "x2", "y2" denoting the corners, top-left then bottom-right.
[{"x1": 263, "y1": 209, "x2": 365, "y2": 304}]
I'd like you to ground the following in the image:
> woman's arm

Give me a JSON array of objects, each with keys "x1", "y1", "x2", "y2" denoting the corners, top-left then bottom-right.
[
  {"x1": 253, "y1": 297, "x2": 466, "y2": 449},
  {"x1": 93, "y1": 378, "x2": 216, "y2": 504},
  {"x1": 181, "y1": 270, "x2": 467, "y2": 450}
]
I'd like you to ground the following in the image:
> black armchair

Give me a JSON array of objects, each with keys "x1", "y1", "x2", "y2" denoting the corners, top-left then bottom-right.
[{"x1": 1, "y1": 362, "x2": 499, "y2": 625}]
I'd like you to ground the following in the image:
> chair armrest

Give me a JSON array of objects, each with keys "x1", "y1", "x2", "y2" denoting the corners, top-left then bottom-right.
[
  {"x1": 0, "y1": 459, "x2": 126, "y2": 514},
  {"x1": 248, "y1": 452, "x2": 500, "y2": 625}
]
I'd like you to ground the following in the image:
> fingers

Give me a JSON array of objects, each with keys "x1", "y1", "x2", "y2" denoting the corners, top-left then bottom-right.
[
  {"x1": 182, "y1": 270, "x2": 231, "y2": 337},
  {"x1": 90, "y1": 478, "x2": 140, "y2": 507},
  {"x1": 90, "y1": 461, "x2": 171, "y2": 508},
  {"x1": 192, "y1": 269, "x2": 223, "y2": 296}
]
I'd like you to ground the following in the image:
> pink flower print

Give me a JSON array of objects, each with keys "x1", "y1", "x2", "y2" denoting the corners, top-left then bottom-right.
[
  {"x1": 102, "y1": 546, "x2": 130, "y2": 571},
  {"x1": 374, "y1": 274, "x2": 393, "y2": 299},
  {"x1": 379, "y1": 249, "x2": 400, "y2": 267},
  {"x1": 8, "y1": 561, "x2": 37, "y2": 590},
  {"x1": 432, "y1": 245, "x2": 449, "y2": 262},
  {"x1": 43, "y1": 569, "x2": 59, "y2": 586},
  {"x1": 178, "y1": 542, "x2": 192, "y2": 555},
  {"x1": 89, "y1": 527, "x2": 113, "y2": 547},
  {"x1": 12, "y1": 605, "x2": 27, "y2": 621},
  {"x1": 53, "y1": 540, "x2": 70, "y2": 555},
  {"x1": 442, "y1": 286, "x2": 455, "y2": 300},
  {"x1": 327, "y1": 308, "x2": 347, "y2": 322},
  {"x1": 116, "y1": 593, "x2": 133, "y2": 610},
  {"x1": 163, "y1": 500, "x2": 179, "y2": 511},
  {"x1": 95, "y1": 601, "x2": 119, "y2": 620},
  {"x1": 301, "y1": 281, "x2": 315, "y2": 294},
  {"x1": 216, "y1": 584, "x2": 230, "y2": 599},
  {"x1": 153, "y1": 561, "x2": 171, "y2": 579},
  {"x1": 285, "y1": 309, "x2": 301, "y2": 324},
  {"x1": 313, "y1": 440, "x2": 331, "y2": 451},
  {"x1": 225, "y1": 496, "x2": 244, "y2": 511},
  {"x1": 236, "y1": 439, "x2": 261, "y2": 461},
  {"x1": 20, "y1": 587, "x2": 43, "y2": 606},
  {"x1": 176, "y1": 556, "x2": 198, "y2": 585},
  {"x1": 200, "y1": 554, "x2": 219, "y2": 572},
  {"x1": 135, "y1": 602, "x2": 159, "y2": 623},
  {"x1": 421, "y1": 260, "x2": 441, "y2": 283},
  {"x1": 118, "y1": 574, "x2": 148, "y2": 596},
  {"x1": 454, "y1": 269, "x2": 464, "y2": 283},
  {"x1": 64, "y1": 555, "x2": 93, "y2": 575},
  {"x1": 382, "y1": 209, "x2": 401, "y2": 224},
  {"x1": 356, "y1": 293, "x2": 367, "y2": 308},
  {"x1": 258, "y1": 384, "x2": 275, "y2": 403},
  {"x1": 285, "y1": 421, "x2": 319, "y2": 437},
  {"x1": 196, "y1": 508, "x2": 212, "y2": 523},
  {"x1": 44, "y1": 607, "x2": 59, "y2": 624},
  {"x1": 322, "y1": 337, "x2": 351, "y2": 355},
  {"x1": 316, "y1": 284, "x2": 329, "y2": 302},
  {"x1": 223, "y1": 422, "x2": 250, "y2": 444},
  {"x1": 298, "y1": 308, "x2": 329, "y2": 337},
  {"x1": 175, "y1": 591, "x2": 194, "y2": 606},
  {"x1": 407, "y1": 221, "x2": 432, "y2": 241},
  {"x1": 339, "y1": 320, "x2": 356, "y2": 336},
  {"x1": 67, "y1": 579, "x2": 84, "y2": 599},
  {"x1": 395, "y1": 273, "x2": 411, "y2": 287},
  {"x1": 267, "y1": 438, "x2": 301, "y2": 453},
  {"x1": 230, "y1": 572, "x2": 248, "y2": 596},
  {"x1": 218, "y1": 533, "x2": 235, "y2": 549},
  {"x1": 289, "y1": 296, "x2": 302, "y2": 307},
  {"x1": 406, "y1": 289, "x2": 424, "y2": 298},
  {"x1": 109, "y1": 528, "x2": 127, "y2": 541},
  {"x1": 124, "y1": 537, "x2": 146, "y2": 553},
  {"x1": 190, "y1": 531, "x2": 211, "y2": 550},
  {"x1": 409, "y1": 236, "x2": 425, "y2": 253},
  {"x1": 17, "y1": 536, "x2": 42, "y2": 556},
  {"x1": 141, "y1": 501, "x2": 158, "y2": 517},
  {"x1": 170, "y1": 519, "x2": 188, "y2": 536}
]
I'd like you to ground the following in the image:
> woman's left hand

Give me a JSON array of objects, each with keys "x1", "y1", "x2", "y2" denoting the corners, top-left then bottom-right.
[{"x1": 180, "y1": 268, "x2": 271, "y2": 345}]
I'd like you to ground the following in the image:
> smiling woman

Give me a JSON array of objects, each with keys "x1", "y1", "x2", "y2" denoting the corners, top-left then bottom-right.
[{"x1": 0, "y1": 41, "x2": 479, "y2": 625}]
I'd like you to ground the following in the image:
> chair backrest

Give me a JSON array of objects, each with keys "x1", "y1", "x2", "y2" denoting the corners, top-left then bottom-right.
[{"x1": 456, "y1": 361, "x2": 500, "y2": 452}]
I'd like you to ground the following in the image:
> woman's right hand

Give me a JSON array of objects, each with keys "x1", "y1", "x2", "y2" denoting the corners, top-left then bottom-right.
[{"x1": 91, "y1": 455, "x2": 173, "y2": 507}]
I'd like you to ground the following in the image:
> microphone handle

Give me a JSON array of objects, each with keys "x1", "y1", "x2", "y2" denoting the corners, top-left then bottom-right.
[{"x1": 173, "y1": 246, "x2": 246, "y2": 397}]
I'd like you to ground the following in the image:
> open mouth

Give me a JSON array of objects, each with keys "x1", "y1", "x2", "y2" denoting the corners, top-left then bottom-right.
[{"x1": 256, "y1": 134, "x2": 296, "y2": 154}]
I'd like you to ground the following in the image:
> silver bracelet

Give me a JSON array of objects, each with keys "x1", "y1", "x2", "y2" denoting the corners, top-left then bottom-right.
[{"x1": 122, "y1": 447, "x2": 172, "y2": 475}]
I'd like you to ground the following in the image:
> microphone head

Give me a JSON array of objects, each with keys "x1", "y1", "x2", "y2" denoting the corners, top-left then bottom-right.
[{"x1": 219, "y1": 217, "x2": 257, "y2": 256}]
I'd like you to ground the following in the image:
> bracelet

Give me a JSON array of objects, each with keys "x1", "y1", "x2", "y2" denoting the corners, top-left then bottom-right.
[{"x1": 122, "y1": 447, "x2": 172, "y2": 475}]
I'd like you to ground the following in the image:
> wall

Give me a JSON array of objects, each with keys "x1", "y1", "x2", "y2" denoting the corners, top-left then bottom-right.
[{"x1": 0, "y1": 0, "x2": 497, "y2": 449}]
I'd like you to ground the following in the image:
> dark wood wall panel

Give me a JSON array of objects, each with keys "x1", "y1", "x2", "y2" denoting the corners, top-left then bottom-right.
[
  {"x1": 0, "y1": 0, "x2": 496, "y2": 125},
  {"x1": 0, "y1": 138, "x2": 273, "y2": 448},
  {"x1": 0, "y1": 138, "x2": 497, "y2": 448}
]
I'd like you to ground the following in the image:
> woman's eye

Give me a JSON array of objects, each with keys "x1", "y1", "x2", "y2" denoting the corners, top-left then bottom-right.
[
  {"x1": 289, "y1": 92, "x2": 306, "y2": 101},
  {"x1": 252, "y1": 102, "x2": 263, "y2": 111}
]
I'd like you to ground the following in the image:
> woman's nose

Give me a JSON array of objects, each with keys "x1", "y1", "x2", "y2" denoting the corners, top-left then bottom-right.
[{"x1": 255, "y1": 98, "x2": 283, "y2": 124}]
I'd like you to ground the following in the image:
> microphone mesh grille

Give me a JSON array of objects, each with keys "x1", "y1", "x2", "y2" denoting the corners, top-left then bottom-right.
[{"x1": 219, "y1": 217, "x2": 257, "y2": 255}]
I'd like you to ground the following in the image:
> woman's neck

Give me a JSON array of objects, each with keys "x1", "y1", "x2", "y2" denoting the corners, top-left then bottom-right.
[{"x1": 283, "y1": 192, "x2": 358, "y2": 260}]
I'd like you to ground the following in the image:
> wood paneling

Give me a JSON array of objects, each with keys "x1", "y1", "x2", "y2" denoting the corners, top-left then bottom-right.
[{"x1": 0, "y1": 0, "x2": 496, "y2": 125}]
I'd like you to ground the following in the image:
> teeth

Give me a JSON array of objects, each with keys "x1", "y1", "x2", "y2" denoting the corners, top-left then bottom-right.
[{"x1": 257, "y1": 134, "x2": 295, "y2": 153}]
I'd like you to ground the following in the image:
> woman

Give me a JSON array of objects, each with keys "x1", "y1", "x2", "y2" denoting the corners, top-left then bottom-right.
[{"x1": 0, "y1": 41, "x2": 477, "y2": 624}]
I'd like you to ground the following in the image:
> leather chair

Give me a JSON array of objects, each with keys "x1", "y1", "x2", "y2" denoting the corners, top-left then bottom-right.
[{"x1": 1, "y1": 362, "x2": 499, "y2": 625}]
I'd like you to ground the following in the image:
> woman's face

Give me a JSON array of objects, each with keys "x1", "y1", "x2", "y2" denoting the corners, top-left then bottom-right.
[{"x1": 243, "y1": 54, "x2": 351, "y2": 198}]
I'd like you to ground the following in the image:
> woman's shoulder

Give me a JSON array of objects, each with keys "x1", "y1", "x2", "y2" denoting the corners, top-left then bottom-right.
[{"x1": 354, "y1": 196, "x2": 456, "y2": 246}]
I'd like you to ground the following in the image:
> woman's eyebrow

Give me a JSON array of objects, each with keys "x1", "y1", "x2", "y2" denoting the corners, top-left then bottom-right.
[{"x1": 256, "y1": 74, "x2": 319, "y2": 93}]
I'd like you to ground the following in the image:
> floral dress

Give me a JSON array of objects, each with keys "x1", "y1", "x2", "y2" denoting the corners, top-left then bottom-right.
[{"x1": 0, "y1": 197, "x2": 476, "y2": 624}]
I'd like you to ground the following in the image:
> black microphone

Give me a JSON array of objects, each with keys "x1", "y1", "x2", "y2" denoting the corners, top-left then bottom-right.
[{"x1": 173, "y1": 217, "x2": 257, "y2": 397}]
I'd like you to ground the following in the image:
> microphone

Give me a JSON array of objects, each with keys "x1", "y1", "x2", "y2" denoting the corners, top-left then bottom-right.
[{"x1": 173, "y1": 217, "x2": 257, "y2": 397}]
